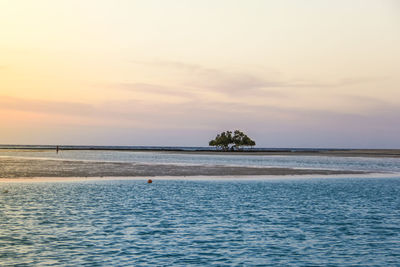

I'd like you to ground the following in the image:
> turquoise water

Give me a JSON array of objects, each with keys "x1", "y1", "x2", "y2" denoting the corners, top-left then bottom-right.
[{"x1": 1, "y1": 178, "x2": 400, "y2": 266}]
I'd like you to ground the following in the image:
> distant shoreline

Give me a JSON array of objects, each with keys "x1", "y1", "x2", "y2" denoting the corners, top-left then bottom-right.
[
  {"x1": 164, "y1": 149, "x2": 400, "y2": 158},
  {"x1": 1, "y1": 147, "x2": 400, "y2": 158}
]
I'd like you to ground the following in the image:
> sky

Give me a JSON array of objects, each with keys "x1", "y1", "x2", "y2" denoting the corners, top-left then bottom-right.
[{"x1": 1, "y1": 0, "x2": 399, "y2": 148}]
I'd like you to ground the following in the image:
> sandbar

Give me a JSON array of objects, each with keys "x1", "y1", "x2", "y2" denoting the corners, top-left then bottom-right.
[{"x1": 0, "y1": 157, "x2": 367, "y2": 179}]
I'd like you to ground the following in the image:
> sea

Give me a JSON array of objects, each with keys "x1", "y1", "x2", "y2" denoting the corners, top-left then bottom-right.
[
  {"x1": 1, "y1": 146, "x2": 400, "y2": 265},
  {"x1": 0, "y1": 145, "x2": 400, "y2": 173}
]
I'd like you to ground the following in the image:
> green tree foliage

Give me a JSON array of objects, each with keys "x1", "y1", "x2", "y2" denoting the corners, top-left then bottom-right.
[{"x1": 209, "y1": 130, "x2": 256, "y2": 151}]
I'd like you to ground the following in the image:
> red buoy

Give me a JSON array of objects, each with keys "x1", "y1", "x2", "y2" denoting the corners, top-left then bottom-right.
[{"x1": 147, "y1": 179, "x2": 153, "y2": 184}]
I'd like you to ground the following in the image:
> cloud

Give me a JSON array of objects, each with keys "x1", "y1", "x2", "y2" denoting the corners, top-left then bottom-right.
[
  {"x1": 129, "y1": 60, "x2": 383, "y2": 99},
  {"x1": 130, "y1": 60, "x2": 289, "y2": 96},
  {"x1": 0, "y1": 95, "x2": 307, "y2": 128},
  {"x1": 4, "y1": 91, "x2": 395, "y2": 124},
  {"x1": 117, "y1": 82, "x2": 196, "y2": 98},
  {"x1": 2, "y1": 94, "x2": 399, "y2": 147},
  {"x1": 0, "y1": 96, "x2": 97, "y2": 116},
  {"x1": 339, "y1": 94, "x2": 391, "y2": 106},
  {"x1": 3, "y1": 92, "x2": 398, "y2": 133},
  {"x1": 0, "y1": 96, "x2": 148, "y2": 125},
  {"x1": 287, "y1": 76, "x2": 389, "y2": 89}
]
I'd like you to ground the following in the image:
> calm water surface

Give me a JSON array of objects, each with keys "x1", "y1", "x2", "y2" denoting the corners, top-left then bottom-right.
[
  {"x1": 1, "y1": 178, "x2": 400, "y2": 266},
  {"x1": 1, "y1": 149, "x2": 400, "y2": 172}
]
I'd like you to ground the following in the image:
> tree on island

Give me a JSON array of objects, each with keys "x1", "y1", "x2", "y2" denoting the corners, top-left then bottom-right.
[{"x1": 209, "y1": 130, "x2": 256, "y2": 151}]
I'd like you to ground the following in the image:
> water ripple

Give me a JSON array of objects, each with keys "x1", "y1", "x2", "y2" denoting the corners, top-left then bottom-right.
[{"x1": 1, "y1": 178, "x2": 400, "y2": 265}]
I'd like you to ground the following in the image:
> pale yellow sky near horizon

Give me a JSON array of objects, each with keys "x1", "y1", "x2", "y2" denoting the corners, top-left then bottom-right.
[{"x1": 1, "y1": 0, "x2": 399, "y2": 147}]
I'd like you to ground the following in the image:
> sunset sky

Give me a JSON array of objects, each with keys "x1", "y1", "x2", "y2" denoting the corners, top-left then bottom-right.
[{"x1": 1, "y1": 0, "x2": 399, "y2": 148}]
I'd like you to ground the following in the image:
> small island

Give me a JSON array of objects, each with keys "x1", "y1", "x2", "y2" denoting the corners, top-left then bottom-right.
[{"x1": 209, "y1": 130, "x2": 256, "y2": 151}]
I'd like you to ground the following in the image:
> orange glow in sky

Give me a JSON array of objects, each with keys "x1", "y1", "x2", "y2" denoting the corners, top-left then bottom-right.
[{"x1": 1, "y1": 0, "x2": 399, "y2": 147}]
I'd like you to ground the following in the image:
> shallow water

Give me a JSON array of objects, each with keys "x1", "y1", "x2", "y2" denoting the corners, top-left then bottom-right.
[
  {"x1": 1, "y1": 149, "x2": 400, "y2": 172},
  {"x1": 1, "y1": 178, "x2": 399, "y2": 266}
]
